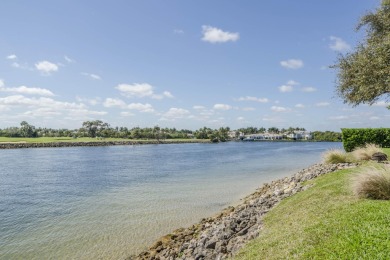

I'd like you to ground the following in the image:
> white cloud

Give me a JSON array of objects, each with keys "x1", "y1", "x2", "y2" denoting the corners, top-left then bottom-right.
[
  {"x1": 76, "y1": 96, "x2": 101, "y2": 106},
  {"x1": 329, "y1": 36, "x2": 351, "y2": 52},
  {"x1": 0, "y1": 81, "x2": 54, "y2": 96},
  {"x1": 162, "y1": 108, "x2": 190, "y2": 120},
  {"x1": 301, "y1": 87, "x2": 317, "y2": 92},
  {"x1": 280, "y1": 59, "x2": 304, "y2": 69},
  {"x1": 82, "y1": 72, "x2": 101, "y2": 80},
  {"x1": 0, "y1": 94, "x2": 106, "y2": 119},
  {"x1": 24, "y1": 107, "x2": 62, "y2": 117},
  {"x1": 370, "y1": 116, "x2": 380, "y2": 120},
  {"x1": 6, "y1": 54, "x2": 17, "y2": 60},
  {"x1": 117, "y1": 83, "x2": 154, "y2": 98},
  {"x1": 279, "y1": 85, "x2": 293, "y2": 93},
  {"x1": 116, "y1": 83, "x2": 171, "y2": 100},
  {"x1": 214, "y1": 104, "x2": 232, "y2": 110},
  {"x1": 120, "y1": 111, "x2": 135, "y2": 117},
  {"x1": 287, "y1": 80, "x2": 299, "y2": 86},
  {"x1": 103, "y1": 98, "x2": 127, "y2": 108},
  {"x1": 35, "y1": 61, "x2": 59, "y2": 74},
  {"x1": 295, "y1": 104, "x2": 305, "y2": 108},
  {"x1": 238, "y1": 96, "x2": 269, "y2": 103},
  {"x1": 237, "y1": 116, "x2": 245, "y2": 121},
  {"x1": 90, "y1": 74, "x2": 101, "y2": 80},
  {"x1": 127, "y1": 103, "x2": 154, "y2": 112},
  {"x1": 163, "y1": 91, "x2": 174, "y2": 98},
  {"x1": 271, "y1": 106, "x2": 291, "y2": 112},
  {"x1": 372, "y1": 101, "x2": 389, "y2": 107},
  {"x1": 241, "y1": 107, "x2": 255, "y2": 111},
  {"x1": 64, "y1": 55, "x2": 74, "y2": 63},
  {"x1": 193, "y1": 105, "x2": 205, "y2": 110},
  {"x1": 201, "y1": 25, "x2": 239, "y2": 43},
  {"x1": 329, "y1": 115, "x2": 348, "y2": 120},
  {"x1": 0, "y1": 95, "x2": 85, "y2": 109},
  {"x1": 174, "y1": 29, "x2": 184, "y2": 34},
  {"x1": 316, "y1": 102, "x2": 330, "y2": 107},
  {"x1": 0, "y1": 85, "x2": 55, "y2": 96},
  {"x1": 262, "y1": 116, "x2": 285, "y2": 123}
]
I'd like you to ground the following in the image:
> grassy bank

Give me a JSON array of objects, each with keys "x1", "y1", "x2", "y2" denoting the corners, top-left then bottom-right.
[
  {"x1": 235, "y1": 149, "x2": 390, "y2": 259},
  {"x1": 0, "y1": 137, "x2": 209, "y2": 144}
]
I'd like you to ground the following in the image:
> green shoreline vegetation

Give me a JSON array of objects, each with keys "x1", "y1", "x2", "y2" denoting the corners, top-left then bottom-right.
[
  {"x1": 235, "y1": 148, "x2": 390, "y2": 259},
  {"x1": 0, "y1": 120, "x2": 342, "y2": 144}
]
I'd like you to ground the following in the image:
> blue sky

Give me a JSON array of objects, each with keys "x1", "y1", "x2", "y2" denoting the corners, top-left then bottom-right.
[{"x1": 0, "y1": 0, "x2": 388, "y2": 131}]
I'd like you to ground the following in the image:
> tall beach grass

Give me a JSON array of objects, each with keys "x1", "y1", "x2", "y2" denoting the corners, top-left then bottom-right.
[{"x1": 352, "y1": 166, "x2": 390, "y2": 200}]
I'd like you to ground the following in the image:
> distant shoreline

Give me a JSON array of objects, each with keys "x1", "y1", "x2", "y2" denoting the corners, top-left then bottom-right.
[
  {"x1": 0, "y1": 139, "x2": 342, "y2": 149},
  {"x1": 0, "y1": 139, "x2": 211, "y2": 149}
]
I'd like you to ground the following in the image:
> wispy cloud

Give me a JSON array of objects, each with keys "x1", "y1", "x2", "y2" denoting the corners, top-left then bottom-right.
[
  {"x1": 271, "y1": 106, "x2": 291, "y2": 112},
  {"x1": 35, "y1": 61, "x2": 59, "y2": 75},
  {"x1": 64, "y1": 55, "x2": 75, "y2": 63},
  {"x1": 286, "y1": 80, "x2": 299, "y2": 86},
  {"x1": 116, "y1": 83, "x2": 172, "y2": 99},
  {"x1": 103, "y1": 98, "x2": 127, "y2": 108},
  {"x1": 329, "y1": 115, "x2": 348, "y2": 120},
  {"x1": 6, "y1": 54, "x2": 17, "y2": 60},
  {"x1": 279, "y1": 85, "x2": 293, "y2": 93},
  {"x1": 81, "y1": 72, "x2": 102, "y2": 80},
  {"x1": 241, "y1": 107, "x2": 255, "y2": 111},
  {"x1": 193, "y1": 105, "x2": 206, "y2": 110},
  {"x1": 295, "y1": 104, "x2": 305, "y2": 108},
  {"x1": 127, "y1": 103, "x2": 154, "y2": 112},
  {"x1": 316, "y1": 102, "x2": 330, "y2": 107},
  {"x1": 76, "y1": 96, "x2": 100, "y2": 106},
  {"x1": 160, "y1": 108, "x2": 191, "y2": 121},
  {"x1": 372, "y1": 101, "x2": 389, "y2": 107},
  {"x1": 0, "y1": 80, "x2": 54, "y2": 96},
  {"x1": 301, "y1": 87, "x2": 317, "y2": 92},
  {"x1": 237, "y1": 96, "x2": 268, "y2": 103},
  {"x1": 174, "y1": 29, "x2": 184, "y2": 34},
  {"x1": 201, "y1": 25, "x2": 239, "y2": 43},
  {"x1": 214, "y1": 103, "x2": 232, "y2": 110},
  {"x1": 0, "y1": 85, "x2": 55, "y2": 96},
  {"x1": 280, "y1": 59, "x2": 304, "y2": 69},
  {"x1": 329, "y1": 36, "x2": 351, "y2": 52}
]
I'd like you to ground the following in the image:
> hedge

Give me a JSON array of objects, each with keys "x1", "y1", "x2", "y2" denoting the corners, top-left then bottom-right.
[{"x1": 341, "y1": 128, "x2": 390, "y2": 152}]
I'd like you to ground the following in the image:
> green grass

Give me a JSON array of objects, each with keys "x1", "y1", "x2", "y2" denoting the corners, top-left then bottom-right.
[
  {"x1": 0, "y1": 137, "x2": 209, "y2": 144},
  {"x1": 235, "y1": 149, "x2": 390, "y2": 259}
]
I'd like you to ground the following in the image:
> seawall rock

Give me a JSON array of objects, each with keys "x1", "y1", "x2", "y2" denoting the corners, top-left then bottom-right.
[{"x1": 130, "y1": 163, "x2": 357, "y2": 260}]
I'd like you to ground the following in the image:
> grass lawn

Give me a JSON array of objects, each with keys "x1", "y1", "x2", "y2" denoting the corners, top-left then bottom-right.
[
  {"x1": 235, "y1": 149, "x2": 390, "y2": 259},
  {"x1": 0, "y1": 137, "x2": 209, "y2": 144}
]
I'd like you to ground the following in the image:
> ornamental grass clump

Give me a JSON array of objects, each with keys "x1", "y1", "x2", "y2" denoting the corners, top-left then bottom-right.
[
  {"x1": 352, "y1": 143, "x2": 384, "y2": 161},
  {"x1": 352, "y1": 166, "x2": 390, "y2": 200},
  {"x1": 322, "y1": 149, "x2": 352, "y2": 164}
]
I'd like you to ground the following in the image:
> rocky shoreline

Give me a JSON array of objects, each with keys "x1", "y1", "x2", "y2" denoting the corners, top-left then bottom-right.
[
  {"x1": 130, "y1": 163, "x2": 357, "y2": 260},
  {"x1": 0, "y1": 140, "x2": 208, "y2": 149}
]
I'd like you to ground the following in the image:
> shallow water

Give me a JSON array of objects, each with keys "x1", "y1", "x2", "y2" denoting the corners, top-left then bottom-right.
[{"x1": 0, "y1": 141, "x2": 342, "y2": 259}]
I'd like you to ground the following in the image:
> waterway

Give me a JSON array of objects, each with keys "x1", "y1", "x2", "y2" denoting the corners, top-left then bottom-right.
[{"x1": 0, "y1": 141, "x2": 342, "y2": 259}]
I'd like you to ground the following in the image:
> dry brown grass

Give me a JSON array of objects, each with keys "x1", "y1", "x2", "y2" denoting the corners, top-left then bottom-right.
[
  {"x1": 322, "y1": 149, "x2": 354, "y2": 164},
  {"x1": 352, "y1": 143, "x2": 383, "y2": 161},
  {"x1": 352, "y1": 166, "x2": 390, "y2": 200}
]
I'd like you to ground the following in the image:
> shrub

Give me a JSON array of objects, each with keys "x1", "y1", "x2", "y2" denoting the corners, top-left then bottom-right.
[
  {"x1": 322, "y1": 149, "x2": 352, "y2": 164},
  {"x1": 341, "y1": 128, "x2": 390, "y2": 152},
  {"x1": 352, "y1": 167, "x2": 390, "y2": 200},
  {"x1": 352, "y1": 143, "x2": 384, "y2": 161}
]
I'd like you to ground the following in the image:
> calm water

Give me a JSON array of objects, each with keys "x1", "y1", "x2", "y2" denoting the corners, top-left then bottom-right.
[{"x1": 0, "y1": 142, "x2": 342, "y2": 259}]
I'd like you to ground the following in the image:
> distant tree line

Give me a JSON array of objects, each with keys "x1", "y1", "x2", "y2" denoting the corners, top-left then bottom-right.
[
  {"x1": 311, "y1": 131, "x2": 342, "y2": 142},
  {"x1": 0, "y1": 121, "x2": 341, "y2": 142}
]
